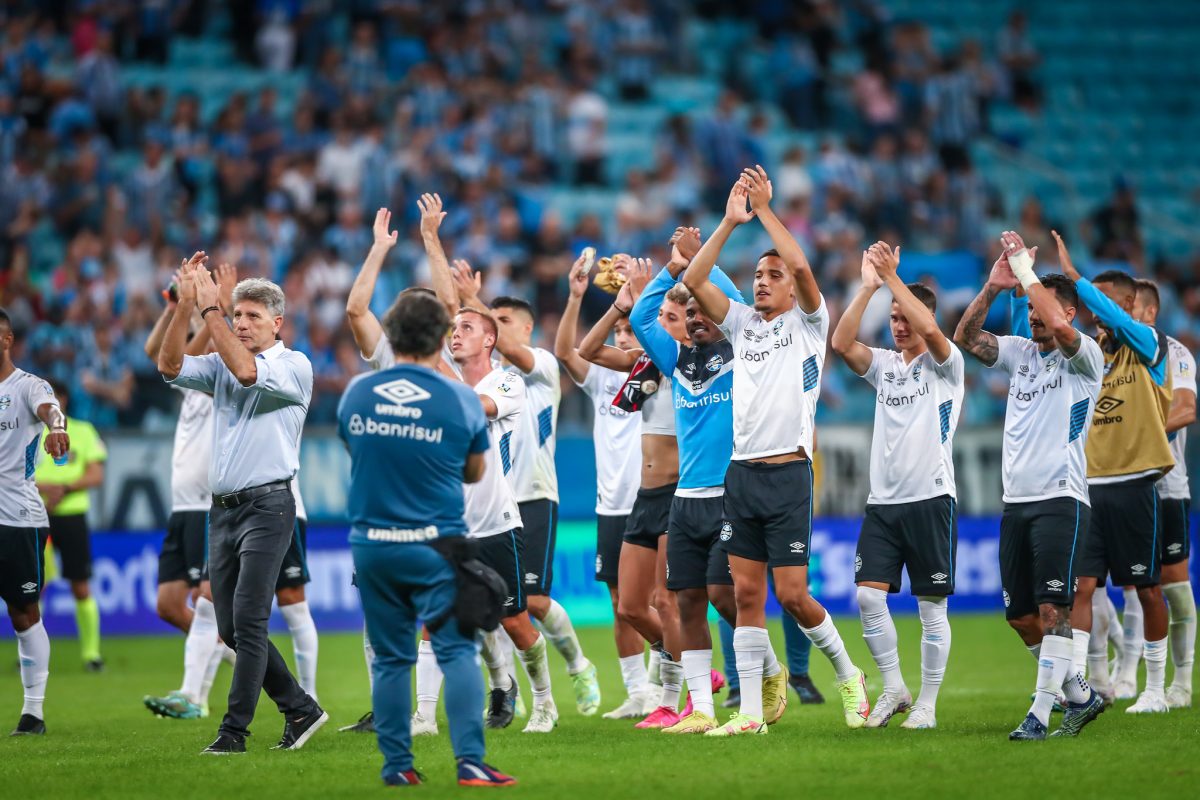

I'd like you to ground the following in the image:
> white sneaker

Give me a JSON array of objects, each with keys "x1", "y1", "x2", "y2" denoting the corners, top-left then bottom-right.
[
  {"x1": 522, "y1": 700, "x2": 558, "y2": 733},
  {"x1": 865, "y1": 689, "x2": 912, "y2": 729},
  {"x1": 603, "y1": 690, "x2": 654, "y2": 720},
  {"x1": 1165, "y1": 684, "x2": 1192, "y2": 709},
  {"x1": 411, "y1": 710, "x2": 439, "y2": 736},
  {"x1": 1126, "y1": 690, "x2": 1169, "y2": 714},
  {"x1": 1112, "y1": 668, "x2": 1138, "y2": 700},
  {"x1": 900, "y1": 704, "x2": 937, "y2": 730}
]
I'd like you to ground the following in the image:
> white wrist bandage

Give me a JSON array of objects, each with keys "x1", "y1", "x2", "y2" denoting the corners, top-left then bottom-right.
[{"x1": 1007, "y1": 248, "x2": 1039, "y2": 290}]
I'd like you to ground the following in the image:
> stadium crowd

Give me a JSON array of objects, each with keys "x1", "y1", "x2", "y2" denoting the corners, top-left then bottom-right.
[{"x1": 0, "y1": 1, "x2": 1197, "y2": 430}]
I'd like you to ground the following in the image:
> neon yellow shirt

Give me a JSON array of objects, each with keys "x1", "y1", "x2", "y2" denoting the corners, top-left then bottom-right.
[{"x1": 35, "y1": 417, "x2": 106, "y2": 517}]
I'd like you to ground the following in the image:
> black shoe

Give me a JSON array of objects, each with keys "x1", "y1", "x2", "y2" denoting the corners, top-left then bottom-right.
[
  {"x1": 84, "y1": 658, "x2": 105, "y2": 673},
  {"x1": 273, "y1": 704, "x2": 329, "y2": 750},
  {"x1": 790, "y1": 673, "x2": 826, "y2": 704},
  {"x1": 1008, "y1": 713, "x2": 1048, "y2": 741},
  {"x1": 11, "y1": 714, "x2": 45, "y2": 736},
  {"x1": 721, "y1": 687, "x2": 741, "y2": 709},
  {"x1": 486, "y1": 675, "x2": 518, "y2": 729},
  {"x1": 201, "y1": 732, "x2": 246, "y2": 754},
  {"x1": 337, "y1": 711, "x2": 375, "y2": 734}
]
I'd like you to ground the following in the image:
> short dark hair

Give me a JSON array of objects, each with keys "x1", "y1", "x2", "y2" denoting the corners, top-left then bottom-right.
[
  {"x1": 1134, "y1": 279, "x2": 1160, "y2": 310},
  {"x1": 0, "y1": 307, "x2": 10, "y2": 334},
  {"x1": 491, "y1": 296, "x2": 534, "y2": 321},
  {"x1": 1092, "y1": 269, "x2": 1136, "y2": 294},
  {"x1": 1040, "y1": 273, "x2": 1079, "y2": 307},
  {"x1": 904, "y1": 283, "x2": 937, "y2": 313},
  {"x1": 382, "y1": 291, "x2": 451, "y2": 358},
  {"x1": 758, "y1": 248, "x2": 781, "y2": 261}
]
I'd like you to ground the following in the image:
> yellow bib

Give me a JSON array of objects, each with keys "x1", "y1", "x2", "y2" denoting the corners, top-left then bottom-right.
[{"x1": 1085, "y1": 336, "x2": 1173, "y2": 479}]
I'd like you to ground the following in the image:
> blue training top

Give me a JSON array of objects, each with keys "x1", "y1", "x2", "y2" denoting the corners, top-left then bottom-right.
[
  {"x1": 336, "y1": 363, "x2": 489, "y2": 543},
  {"x1": 630, "y1": 266, "x2": 744, "y2": 489}
]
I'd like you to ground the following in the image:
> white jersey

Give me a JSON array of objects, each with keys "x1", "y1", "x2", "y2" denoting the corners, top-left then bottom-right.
[
  {"x1": 466, "y1": 368, "x2": 525, "y2": 538},
  {"x1": 1158, "y1": 335, "x2": 1195, "y2": 499},
  {"x1": 717, "y1": 298, "x2": 829, "y2": 460},
  {"x1": 508, "y1": 347, "x2": 561, "y2": 503},
  {"x1": 641, "y1": 377, "x2": 675, "y2": 436},
  {"x1": 0, "y1": 369, "x2": 57, "y2": 528},
  {"x1": 863, "y1": 345, "x2": 965, "y2": 504},
  {"x1": 992, "y1": 335, "x2": 1104, "y2": 505},
  {"x1": 171, "y1": 387, "x2": 213, "y2": 512},
  {"x1": 577, "y1": 365, "x2": 642, "y2": 515}
]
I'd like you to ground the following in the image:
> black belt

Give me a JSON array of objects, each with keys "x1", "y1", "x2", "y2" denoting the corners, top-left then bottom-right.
[{"x1": 212, "y1": 480, "x2": 290, "y2": 510}]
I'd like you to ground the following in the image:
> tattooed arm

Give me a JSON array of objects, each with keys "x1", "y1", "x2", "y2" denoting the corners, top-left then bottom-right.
[{"x1": 954, "y1": 254, "x2": 1018, "y2": 367}]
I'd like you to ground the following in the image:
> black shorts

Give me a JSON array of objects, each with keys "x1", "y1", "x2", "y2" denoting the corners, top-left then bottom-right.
[
  {"x1": 855, "y1": 496, "x2": 958, "y2": 596},
  {"x1": 275, "y1": 517, "x2": 311, "y2": 590},
  {"x1": 667, "y1": 495, "x2": 733, "y2": 590},
  {"x1": 721, "y1": 460, "x2": 813, "y2": 568},
  {"x1": 1000, "y1": 497, "x2": 1089, "y2": 620},
  {"x1": 595, "y1": 514, "x2": 627, "y2": 584},
  {"x1": 0, "y1": 524, "x2": 44, "y2": 608},
  {"x1": 46, "y1": 513, "x2": 92, "y2": 582},
  {"x1": 1159, "y1": 497, "x2": 1191, "y2": 566},
  {"x1": 517, "y1": 499, "x2": 557, "y2": 596},
  {"x1": 159, "y1": 510, "x2": 208, "y2": 586},
  {"x1": 475, "y1": 529, "x2": 526, "y2": 617},
  {"x1": 624, "y1": 484, "x2": 675, "y2": 550},
  {"x1": 1079, "y1": 477, "x2": 1160, "y2": 587}
]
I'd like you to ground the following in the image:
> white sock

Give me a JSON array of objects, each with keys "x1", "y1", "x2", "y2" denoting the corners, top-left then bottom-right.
[
  {"x1": 181, "y1": 597, "x2": 219, "y2": 703},
  {"x1": 15, "y1": 621, "x2": 50, "y2": 719},
  {"x1": 1163, "y1": 581, "x2": 1196, "y2": 691},
  {"x1": 802, "y1": 611, "x2": 858, "y2": 683},
  {"x1": 280, "y1": 601, "x2": 319, "y2": 702},
  {"x1": 539, "y1": 599, "x2": 589, "y2": 674},
  {"x1": 198, "y1": 644, "x2": 227, "y2": 706},
  {"x1": 416, "y1": 639, "x2": 444, "y2": 717},
  {"x1": 1027, "y1": 643, "x2": 1041, "y2": 661},
  {"x1": 1088, "y1": 594, "x2": 1111, "y2": 689},
  {"x1": 647, "y1": 647, "x2": 663, "y2": 686},
  {"x1": 681, "y1": 649, "x2": 714, "y2": 717},
  {"x1": 1144, "y1": 637, "x2": 1168, "y2": 694},
  {"x1": 1030, "y1": 635, "x2": 1072, "y2": 726},
  {"x1": 1105, "y1": 593, "x2": 1124, "y2": 651},
  {"x1": 916, "y1": 596, "x2": 950, "y2": 709},
  {"x1": 1120, "y1": 587, "x2": 1144, "y2": 681},
  {"x1": 619, "y1": 653, "x2": 649, "y2": 695},
  {"x1": 498, "y1": 627, "x2": 520, "y2": 683},
  {"x1": 858, "y1": 586, "x2": 903, "y2": 693},
  {"x1": 481, "y1": 629, "x2": 513, "y2": 692},
  {"x1": 762, "y1": 637, "x2": 782, "y2": 679},
  {"x1": 520, "y1": 634, "x2": 553, "y2": 705},
  {"x1": 363, "y1": 626, "x2": 376, "y2": 692},
  {"x1": 733, "y1": 626, "x2": 768, "y2": 719},
  {"x1": 659, "y1": 656, "x2": 683, "y2": 710},
  {"x1": 1062, "y1": 629, "x2": 1092, "y2": 704}
]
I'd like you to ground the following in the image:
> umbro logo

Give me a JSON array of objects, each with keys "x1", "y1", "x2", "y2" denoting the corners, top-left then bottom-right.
[
  {"x1": 789, "y1": 541, "x2": 805, "y2": 553},
  {"x1": 21, "y1": 582, "x2": 37, "y2": 592},
  {"x1": 1167, "y1": 543, "x2": 1183, "y2": 555},
  {"x1": 373, "y1": 378, "x2": 430, "y2": 418},
  {"x1": 1130, "y1": 564, "x2": 1147, "y2": 576},
  {"x1": 504, "y1": 596, "x2": 514, "y2": 607},
  {"x1": 1095, "y1": 396, "x2": 1124, "y2": 416},
  {"x1": 524, "y1": 573, "x2": 539, "y2": 583},
  {"x1": 285, "y1": 566, "x2": 302, "y2": 579},
  {"x1": 595, "y1": 555, "x2": 603, "y2": 573},
  {"x1": 1046, "y1": 579, "x2": 1064, "y2": 590},
  {"x1": 931, "y1": 573, "x2": 948, "y2": 584}
]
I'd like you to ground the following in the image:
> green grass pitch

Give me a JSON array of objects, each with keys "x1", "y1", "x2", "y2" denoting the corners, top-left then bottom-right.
[{"x1": 2, "y1": 614, "x2": 1197, "y2": 798}]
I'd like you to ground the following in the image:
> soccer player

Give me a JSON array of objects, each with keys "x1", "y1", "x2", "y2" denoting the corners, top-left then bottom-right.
[
  {"x1": 954, "y1": 231, "x2": 1105, "y2": 740},
  {"x1": 450, "y1": 265, "x2": 601, "y2": 714},
  {"x1": 338, "y1": 289, "x2": 514, "y2": 787},
  {"x1": 554, "y1": 251, "x2": 650, "y2": 717},
  {"x1": 0, "y1": 306, "x2": 70, "y2": 736},
  {"x1": 831, "y1": 242, "x2": 963, "y2": 730},
  {"x1": 577, "y1": 266, "x2": 685, "y2": 727},
  {"x1": 34, "y1": 380, "x2": 107, "y2": 671},
  {"x1": 683, "y1": 168, "x2": 868, "y2": 736},
  {"x1": 629, "y1": 229, "x2": 787, "y2": 734},
  {"x1": 1131, "y1": 279, "x2": 1195, "y2": 708},
  {"x1": 1053, "y1": 237, "x2": 1177, "y2": 714}
]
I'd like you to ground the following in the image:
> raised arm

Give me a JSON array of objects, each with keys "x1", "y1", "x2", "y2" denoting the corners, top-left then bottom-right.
[
  {"x1": 683, "y1": 182, "x2": 752, "y2": 323},
  {"x1": 193, "y1": 263, "x2": 258, "y2": 386},
  {"x1": 144, "y1": 304, "x2": 174, "y2": 361},
  {"x1": 871, "y1": 241, "x2": 952, "y2": 363},
  {"x1": 831, "y1": 250, "x2": 883, "y2": 375},
  {"x1": 346, "y1": 207, "x2": 397, "y2": 359},
  {"x1": 1052, "y1": 229, "x2": 1158, "y2": 363},
  {"x1": 1002, "y1": 230, "x2": 1080, "y2": 356},
  {"x1": 449, "y1": 259, "x2": 537, "y2": 374},
  {"x1": 579, "y1": 279, "x2": 642, "y2": 372},
  {"x1": 554, "y1": 251, "x2": 593, "y2": 384},
  {"x1": 954, "y1": 255, "x2": 1017, "y2": 366},
  {"x1": 419, "y1": 193, "x2": 458, "y2": 316},
  {"x1": 741, "y1": 165, "x2": 821, "y2": 313},
  {"x1": 158, "y1": 252, "x2": 207, "y2": 380}
]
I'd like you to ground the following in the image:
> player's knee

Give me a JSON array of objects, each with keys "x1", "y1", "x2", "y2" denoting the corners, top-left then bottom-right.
[
  {"x1": 651, "y1": 587, "x2": 677, "y2": 619},
  {"x1": 856, "y1": 585, "x2": 888, "y2": 616},
  {"x1": 707, "y1": 586, "x2": 736, "y2": 625}
]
